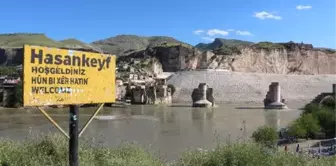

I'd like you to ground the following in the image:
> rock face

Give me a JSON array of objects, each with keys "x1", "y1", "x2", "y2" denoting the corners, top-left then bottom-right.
[
  {"x1": 123, "y1": 45, "x2": 200, "y2": 72},
  {"x1": 118, "y1": 42, "x2": 336, "y2": 75},
  {"x1": 219, "y1": 47, "x2": 336, "y2": 75}
]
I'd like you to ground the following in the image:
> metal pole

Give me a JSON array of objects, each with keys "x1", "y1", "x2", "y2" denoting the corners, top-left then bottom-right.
[{"x1": 69, "y1": 105, "x2": 79, "y2": 166}]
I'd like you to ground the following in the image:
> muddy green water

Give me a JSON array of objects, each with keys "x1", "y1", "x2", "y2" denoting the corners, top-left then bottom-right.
[{"x1": 0, "y1": 102, "x2": 305, "y2": 160}]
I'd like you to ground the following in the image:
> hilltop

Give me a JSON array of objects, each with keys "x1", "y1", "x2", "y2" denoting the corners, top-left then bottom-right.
[
  {"x1": 195, "y1": 38, "x2": 254, "y2": 51},
  {"x1": 92, "y1": 34, "x2": 192, "y2": 56}
]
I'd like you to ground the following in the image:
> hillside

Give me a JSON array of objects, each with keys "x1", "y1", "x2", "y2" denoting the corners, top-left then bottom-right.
[
  {"x1": 0, "y1": 33, "x2": 101, "y2": 51},
  {"x1": 0, "y1": 33, "x2": 64, "y2": 48},
  {"x1": 0, "y1": 33, "x2": 102, "y2": 65},
  {"x1": 195, "y1": 38, "x2": 254, "y2": 51},
  {"x1": 59, "y1": 38, "x2": 92, "y2": 49},
  {"x1": 91, "y1": 34, "x2": 191, "y2": 56}
]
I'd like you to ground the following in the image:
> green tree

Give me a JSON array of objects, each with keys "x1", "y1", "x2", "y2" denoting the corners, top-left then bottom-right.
[
  {"x1": 288, "y1": 114, "x2": 320, "y2": 138},
  {"x1": 0, "y1": 66, "x2": 17, "y2": 76},
  {"x1": 252, "y1": 125, "x2": 278, "y2": 148},
  {"x1": 302, "y1": 103, "x2": 320, "y2": 115},
  {"x1": 320, "y1": 97, "x2": 335, "y2": 109},
  {"x1": 288, "y1": 120, "x2": 307, "y2": 138},
  {"x1": 300, "y1": 114, "x2": 320, "y2": 136},
  {"x1": 313, "y1": 108, "x2": 335, "y2": 138}
]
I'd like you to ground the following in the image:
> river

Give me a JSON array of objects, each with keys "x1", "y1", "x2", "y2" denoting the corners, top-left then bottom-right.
[{"x1": 0, "y1": 101, "x2": 305, "y2": 160}]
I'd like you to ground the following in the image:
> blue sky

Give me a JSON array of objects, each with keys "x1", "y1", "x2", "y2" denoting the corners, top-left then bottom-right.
[{"x1": 1, "y1": 0, "x2": 335, "y2": 48}]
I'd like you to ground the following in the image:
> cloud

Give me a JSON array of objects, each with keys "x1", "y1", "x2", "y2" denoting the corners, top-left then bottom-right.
[
  {"x1": 296, "y1": 5, "x2": 312, "y2": 10},
  {"x1": 193, "y1": 29, "x2": 204, "y2": 35},
  {"x1": 227, "y1": 29, "x2": 235, "y2": 32},
  {"x1": 207, "y1": 29, "x2": 229, "y2": 36},
  {"x1": 201, "y1": 37, "x2": 215, "y2": 42},
  {"x1": 236, "y1": 30, "x2": 253, "y2": 36},
  {"x1": 254, "y1": 11, "x2": 282, "y2": 20}
]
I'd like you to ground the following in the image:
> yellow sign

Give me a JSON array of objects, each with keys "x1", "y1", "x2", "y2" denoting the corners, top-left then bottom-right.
[{"x1": 23, "y1": 45, "x2": 116, "y2": 106}]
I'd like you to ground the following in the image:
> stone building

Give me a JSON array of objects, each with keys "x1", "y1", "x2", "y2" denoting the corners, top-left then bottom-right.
[
  {"x1": 309, "y1": 84, "x2": 336, "y2": 107},
  {"x1": 0, "y1": 77, "x2": 20, "y2": 107},
  {"x1": 125, "y1": 75, "x2": 173, "y2": 105}
]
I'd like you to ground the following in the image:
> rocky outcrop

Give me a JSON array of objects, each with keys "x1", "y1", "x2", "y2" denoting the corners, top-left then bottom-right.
[
  {"x1": 119, "y1": 45, "x2": 202, "y2": 72},
  {"x1": 118, "y1": 42, "x2": 336, "y2": 75},
  {"x1": 222, "y1": 47, "x2": 336, "y2": 74}
]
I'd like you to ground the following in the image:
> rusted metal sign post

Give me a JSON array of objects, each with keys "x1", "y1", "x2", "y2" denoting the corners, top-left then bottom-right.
[{"x1": 23, "y1": 45, "x2": 116, "y2": 166}]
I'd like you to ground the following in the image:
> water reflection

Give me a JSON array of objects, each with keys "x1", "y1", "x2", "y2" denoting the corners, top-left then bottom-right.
[
  {"x1": 264, "y1": 110, "x2": 281, "y2": 130},
  {"x1": 0, "y1": 103, "x2": 303, "y2": 160},
  {"x1": 191, "y1": 108, "x2": 214, "y2": 133}
]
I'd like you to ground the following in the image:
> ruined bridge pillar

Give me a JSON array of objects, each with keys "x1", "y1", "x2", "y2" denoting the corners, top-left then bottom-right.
[
  {"x1": 264, "y1": 82, "x2": 287, "y2": 109},
  {"x1": 191, "y1": 83, "x2": 214, "y2": 107}
]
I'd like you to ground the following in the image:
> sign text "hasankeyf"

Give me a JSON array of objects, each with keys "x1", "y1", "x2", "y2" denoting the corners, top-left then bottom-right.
[{"x1": 30, "y1": 49, "x2": 112, "y2": 71}]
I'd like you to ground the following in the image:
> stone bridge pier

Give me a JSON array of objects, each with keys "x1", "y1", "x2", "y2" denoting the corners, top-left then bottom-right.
[
  {"x1": 191, "y1": 83, "x2": 214, "y2": 107},
  {"x1": 263, "y1": 82, "x2": 287, "y2": 109}
]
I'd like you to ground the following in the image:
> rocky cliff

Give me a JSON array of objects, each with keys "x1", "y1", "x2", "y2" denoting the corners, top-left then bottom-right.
[{"x1": 118, "y1": 41, "x2": 336, "y2": 75}]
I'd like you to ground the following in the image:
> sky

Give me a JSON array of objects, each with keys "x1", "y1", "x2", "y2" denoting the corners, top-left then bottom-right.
[{"x1": 0, "y1": 0, "x2": 335, "y2": 48}]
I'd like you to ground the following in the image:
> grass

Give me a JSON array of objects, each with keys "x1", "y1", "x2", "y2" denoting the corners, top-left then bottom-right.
[
  {"x1": 253, "y1": 42, "x2": 286, "y2": 50},
  {"x1": 0, "y1": 33, "x2": 92, "y2": 50},
  {"x1": 195, "y1": 38, "x2": 253, "y2": 51},
  {"x1": 150, "y1": 42, "x2": 193, "y2": 49},
  {"x1": 92, "y1": 35, "x2": 190, "y2": 55},
  {"x1": 0, "y1": 33, "x2": 64, "y2": 48},
  {"x1": 0, "y1": 133, "x2": 335, "y2": 166},
  {"x1": 59, "y1": 38, "x2": 92, "y2": 49},
  {"x1": 0, "y1": 133, "x2": 162, "y2": 166},
  {"x1": 175, "y1": 143, "x2": 336, "y2": 166}
]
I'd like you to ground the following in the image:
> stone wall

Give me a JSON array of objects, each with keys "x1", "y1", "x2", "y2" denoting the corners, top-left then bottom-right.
[{"x1": 128, "y1": 84, "x2": 172, "y2": 105}]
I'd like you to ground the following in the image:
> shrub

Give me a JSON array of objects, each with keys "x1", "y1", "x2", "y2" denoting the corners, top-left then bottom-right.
[
  {"x1": 175, "y1": 142, "x2": 336, "y2": 166},
  {"x1": 251, "y1": 125, "x2": 278, "y2": 148},
  {"x1": 302, "y1": 103, "x2": 320, "y2": 115},
  {"x1": 254, "y1": 42, "x2": 285, "y2": 50},
  {"x1": 288, "y1": 120, "x2": 307, "y2": 138},
  {"x1": 288, "y1": 114, "x2": 320, "y2": 138},
  {"x1": 313, "y1": 107, "x2": 335, "y2": 138},
  {"x1": 320, "y1": 97, "x2": 335, "y2": 109},
  {"x1": 213, "y1": 46, "x2": 241, "y2": 55},
  {"x1": 0, "y1": 66, "x2": 18, "y2": 76}
]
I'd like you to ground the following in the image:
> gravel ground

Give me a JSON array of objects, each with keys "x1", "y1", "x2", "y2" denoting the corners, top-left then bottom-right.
[{"x1": 168, "y1": 71, "x2": 336, "y2": 104}]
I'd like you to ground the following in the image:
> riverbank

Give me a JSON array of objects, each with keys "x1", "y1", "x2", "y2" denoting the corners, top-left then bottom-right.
[
  {"x1": 168, "y1": 71, "x2": 336, "y2": 104},
  {"x1": 0, "y1": 133, "x2": 335, "y2": 166}
]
